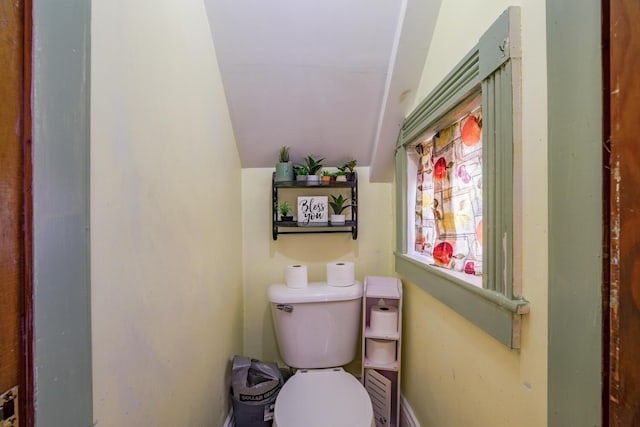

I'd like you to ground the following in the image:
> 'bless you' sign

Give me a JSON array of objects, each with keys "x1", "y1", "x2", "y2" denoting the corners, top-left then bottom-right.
[{"x1": 297, "y1": 196, "x2": 328, "y2": 225}]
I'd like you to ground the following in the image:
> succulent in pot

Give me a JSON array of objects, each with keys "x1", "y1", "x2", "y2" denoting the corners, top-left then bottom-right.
[
  {"x1": 278, "y1": 201, "x2": 293, "y2": 221},
  {"x1": 321, "y1": 170, "x2": 332, "y2": 183},
  {"x1": 329, "y1": 194, "x2": 351, "y2": 225},
  {"x1": 303, "y1": 155, "x2": 324, "y2": 185},
  {"x1": 294, "y1": 165, "x2": 308, "y2": 182},
  {"x1": 338, "y1": 159, "x2": 357, "y2": 181},
  {"x1": 275, "y1": 145, "x2": 294, "y2": 182},
  {"x1": 304, "y1": 155, "x2": 324, "y2": 174}
]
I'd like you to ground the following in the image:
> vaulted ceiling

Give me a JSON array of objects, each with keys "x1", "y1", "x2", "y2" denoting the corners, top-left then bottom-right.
[{"x1": 204, "y1": 0, "x2": 441, "y2": 181}]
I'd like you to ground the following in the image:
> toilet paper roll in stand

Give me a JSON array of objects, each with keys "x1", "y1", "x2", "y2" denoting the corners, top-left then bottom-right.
[
  {"x1": 370, "y1": 305, "x2": 399, "y2": 335},
  {"x1": 365, "y1": 338, "x2": 396, "y2": 364},
  {"x1": 286, "y1": 264, "x2": 308, "y2": 288},
  {"x1": 326, "y1": 261, "x2": 355, "y2": 287}
]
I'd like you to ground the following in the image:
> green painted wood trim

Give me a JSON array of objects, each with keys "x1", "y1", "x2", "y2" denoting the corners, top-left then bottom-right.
[
  {"x1": 398, "y1": 48, "x2": 480, "y2": 148},
  {"x1": 395, "y1": 253, "x2": 527, "y2": 347},
  {"x1": 482, "y1": 62, "x2": 514, "y2": 297},
  {"x1": 394, "y1": 7, "x2": 526, "y2": 349},
  {"x1": 547, "y1": 0, "x2": 602, "y2": 425},
  {"x1": 32, "y1": 0, "x2": 93, "y2": 425},
  {"x1": 478, "y1": 7, "x2": 522, "y2": 81},
  {"x1": 395, "y1": 146, "x2": 408, "y2": 254},
  {"x1": 396, "y1": 253, "x2": 528, "y2": 314}
]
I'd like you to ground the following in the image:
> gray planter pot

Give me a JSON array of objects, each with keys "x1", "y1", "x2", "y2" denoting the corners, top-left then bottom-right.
[
  {"x1": 306, "y1": 175, "x2": 320, "y2": 186},
  {"x1": 275, "y1": 162, "x2": 294, "y2": 182}
]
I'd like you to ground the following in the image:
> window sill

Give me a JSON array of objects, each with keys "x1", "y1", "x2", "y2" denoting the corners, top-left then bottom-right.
[
  {"x1": 406, "y1": 252, "x2": 483, "y2": 288},
  {"x1": 395, "y1": 252, "x2": 529, "y2": 348}
]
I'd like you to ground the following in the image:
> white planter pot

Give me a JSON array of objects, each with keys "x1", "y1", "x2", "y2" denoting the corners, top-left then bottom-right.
[
  {"x1": 296, "y1": 175, "x2": 307, "y2": 182},
  {"x1": 330, "y1": 214, "x2": 346, "y2": 225},
  {"x1": 306, "y1": 175, "x2": 320, "y2": 185}
]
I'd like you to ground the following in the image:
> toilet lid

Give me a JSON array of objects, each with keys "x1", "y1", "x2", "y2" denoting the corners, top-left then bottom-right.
[{"x1": 274, "y1": 368, "x2": 373, "y2": 427}]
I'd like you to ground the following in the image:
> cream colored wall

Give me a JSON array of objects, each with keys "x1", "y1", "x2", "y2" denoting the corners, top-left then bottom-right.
[
  {"x1": 403, "y1": 1, "x2": 548, "y2": 426},
  {"x1": 241, "y1": 167, "x2": 394, "y2": 369},
  {"x1": 90, "y1": 1, "x2": 243, "y2": 425}
]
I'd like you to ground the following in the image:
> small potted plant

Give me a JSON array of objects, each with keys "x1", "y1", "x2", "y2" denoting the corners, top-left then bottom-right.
[
  {"x1": 304, "y1": 155, "x2": 324, "y2": 185},
  {"x1": 321, "y1": 170, "x2": 332, "y2": 183},
  {"x1": 275, "y1": 145, "x2": 294, "y2": 182},
  {"x1": 278, "y1": 201, "x2": 293, "y2": 221},
  {"x1": 338, "y1": 159, "x2": 357, "y2": 181},
  {"x1": 294, "y1": 165, "x2": 308, "y2": 182},
  {"x1": 334, "y1": 170, "x2": 347, "y2": 182},
  {"x1": 329, "y1": 194, "x2": 351, "y2": 225}
]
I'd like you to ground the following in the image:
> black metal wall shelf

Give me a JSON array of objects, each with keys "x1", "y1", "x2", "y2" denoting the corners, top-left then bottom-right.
[{"x1": 272, "y1": 172, "x2": 358, "y2": 240}]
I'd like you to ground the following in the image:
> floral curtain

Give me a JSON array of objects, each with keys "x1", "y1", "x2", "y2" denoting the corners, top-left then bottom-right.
[{"x1": 414, "y1": 108, "x2": 483, "y2": 276}]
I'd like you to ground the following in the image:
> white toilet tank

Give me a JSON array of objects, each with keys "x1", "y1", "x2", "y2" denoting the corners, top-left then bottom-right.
[{"x1": 268, "y1": 282, "x2": 363, "y2": 369}]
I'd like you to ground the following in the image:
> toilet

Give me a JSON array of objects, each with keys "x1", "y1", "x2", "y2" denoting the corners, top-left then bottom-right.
[{"x1": 268, "y1": 281, "x2": 374, "y2": 427}]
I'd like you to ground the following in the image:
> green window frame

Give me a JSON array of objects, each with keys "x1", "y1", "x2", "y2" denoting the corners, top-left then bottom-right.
[{"x1": 395, "y1": 7, "x2": 529, "y2": 348}]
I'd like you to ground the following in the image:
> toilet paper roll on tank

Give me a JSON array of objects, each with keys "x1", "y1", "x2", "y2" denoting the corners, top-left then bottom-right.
[
  {"x1": 326, "y1": 261, "x2": 355, "y2": 287},
  {"x1": 285, "y1": 264, "x2": 308, "y2": 288}
]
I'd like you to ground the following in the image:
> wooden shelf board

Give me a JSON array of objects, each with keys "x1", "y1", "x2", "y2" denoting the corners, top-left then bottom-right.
[
  {"x1": 363, "y1": 358, "x2": 399, "y2": 371},
  {"x1": 274, "y1": 221, "x2": 356, "y2": 228},
  {"x1": 364, "y1": 276, "x2": 402, "y2": 299},
  {"x1": 364, "y1": 327, "x2": 400, "y2": 340}
]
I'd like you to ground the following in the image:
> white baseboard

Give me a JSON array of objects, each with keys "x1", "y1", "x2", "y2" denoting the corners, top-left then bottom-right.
[
  {"x1": 400, "y1": 394, "x2": 421, "y2": 427},
  {"x1": 222, "y1": 408, "x2": 235, "y2": 427}
]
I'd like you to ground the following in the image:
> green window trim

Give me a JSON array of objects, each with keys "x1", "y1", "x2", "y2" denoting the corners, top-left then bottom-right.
[{"x1": 395, "y1": 7, "x2": 529, "y2": 348}]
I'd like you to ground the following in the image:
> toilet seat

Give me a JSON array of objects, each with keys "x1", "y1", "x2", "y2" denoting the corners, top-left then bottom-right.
[{"x1": 273, "y1": 368, "x2": 373, "y2": 427}]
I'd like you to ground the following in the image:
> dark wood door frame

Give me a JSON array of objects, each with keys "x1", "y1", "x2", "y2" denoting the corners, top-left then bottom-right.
[
  {"x1": 20, "y1": 0, "x2": 34, "y2": 424},
  {"x1": 605, "y1": 0, "x2": 640, "y2": 425},
  {"x1": 21, "y1": 0, "x2": 34, "y2": 422},
  {"x1": 602, "y1": 0, "x2": 611, "y2": 424},
  {"x1": 0, "y1": 0, "x2": 25, "y2": 422},
  {"x1": 0, "y1": 0, "x2": 32, "y2": 423}
]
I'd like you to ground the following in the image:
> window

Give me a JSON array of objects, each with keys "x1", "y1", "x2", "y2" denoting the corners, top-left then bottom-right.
[
  {"x1": 409, "y1": 96, "x2": 483, "y2": 289},
  {"x1": 394, "y1": 7, "x2": 529, "y2": 348}
]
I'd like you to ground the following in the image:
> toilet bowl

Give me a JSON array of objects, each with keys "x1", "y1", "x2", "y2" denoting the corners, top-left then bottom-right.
[{"x1": 273, "y1": 368, "x2": 374, "y2": 427}]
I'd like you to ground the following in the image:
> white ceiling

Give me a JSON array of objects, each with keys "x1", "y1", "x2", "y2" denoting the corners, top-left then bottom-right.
[{"x1": 204, "y1": 0, "x2": 441, "y2": 181}]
